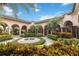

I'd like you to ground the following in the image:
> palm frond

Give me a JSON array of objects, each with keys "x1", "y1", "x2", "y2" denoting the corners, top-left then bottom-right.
[
  {"x1": 27, "y1": 3, "x2": 35, "y2": 10},
  {"x1": 19, "y1": 3, "x2": 29, "y2": 13},
  {"x1": 8, "y1": 3, "x2": 18, "y2": 17}
]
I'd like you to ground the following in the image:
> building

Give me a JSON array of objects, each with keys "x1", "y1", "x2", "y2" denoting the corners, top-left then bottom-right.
[{"x1": 0, "y1": 3, "x2": 79, "y2": 37}]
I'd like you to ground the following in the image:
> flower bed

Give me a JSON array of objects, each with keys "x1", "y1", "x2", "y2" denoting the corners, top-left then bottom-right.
[
  {"x1": 59, "y1": 32, "x2": 72, "y2": 38},
  {"x1": 48, "y1": 34, "x2": 58, "y2": 41},
  {"x1": 0, "y1": 38, "x2": 79, "y2": 56},
  {"x1": 0, "y1": 33, "x2": 12, "y2": 41}
]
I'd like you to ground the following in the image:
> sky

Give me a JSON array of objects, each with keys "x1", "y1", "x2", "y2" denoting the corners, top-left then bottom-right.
[{"x1": 3, "y1": 3, "x2": 73, "y2": 21}]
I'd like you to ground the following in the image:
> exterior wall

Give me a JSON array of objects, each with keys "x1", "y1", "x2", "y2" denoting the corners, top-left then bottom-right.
[
  {"x1": 0, "y1": 18, "x2": 29, "y2": 28},
  {"x1": 36, "y1": 22, "x2": 48, "y2": 28},
  {"x1": 0, "y1": 17, "x2": 48, "y2": 35},
  {"x1": 59, "y1": 14, "x2": 79, "y2": 27},
  {"x1": 0, "y1": 4, "x2": 78, "y2": 36}
]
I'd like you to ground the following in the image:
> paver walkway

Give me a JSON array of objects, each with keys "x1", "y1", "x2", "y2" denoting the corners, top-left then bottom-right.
[
  {"x1": 0, "y1": 36, "x2": 21, "y2": 44},
  {"x1": 42, "y1": 37, "x2": 53, "y2": 46},
  {"x1": 0, "y1": 36, "x2": 53, "y2": 46}
]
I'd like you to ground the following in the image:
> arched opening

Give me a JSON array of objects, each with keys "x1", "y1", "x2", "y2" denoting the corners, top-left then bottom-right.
[
  {"x1": 11, "y1": 24, "x2": 20, "y2": 35},
  {"x1": 55, "y1": 25, "x2": 61, "y2": 32},
  {"x1": 72, "y1": 26, "x2": 79, "y2": 38},
  {"x1": 63, "y1": 21, "x2": 73, "y2": 38},
  {"x1": 0, "y1": 22, "x2": 8, "y2": 33},
  {"x1": 36, "y1": 25, "x2": 43, "y2": 34},
  {"x1": 44, "y1": 25, "x2": 51, "y2": 35},
  {"x1": 64, "y1": 21, "x2": 73, "y2": 32},
  {"x1": 28, "y1": 25, "x2": 36, "y2": 33},
  {"x1": 21, "y1": 25, "x2": 27, "y2": 34}
]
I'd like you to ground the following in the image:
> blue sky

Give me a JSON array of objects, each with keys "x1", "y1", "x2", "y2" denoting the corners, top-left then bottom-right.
[{"x1": 3, "y1": 3, "x2": 73, "y2": 21}]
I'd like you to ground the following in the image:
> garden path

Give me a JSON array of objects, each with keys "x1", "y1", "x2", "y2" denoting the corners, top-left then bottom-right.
[
  {"x1": 0, "y1": 36, "x2": 21, "y2": 44},
  {"x1": 42, "y1": 37, "x2": 53, "y2": 46}
]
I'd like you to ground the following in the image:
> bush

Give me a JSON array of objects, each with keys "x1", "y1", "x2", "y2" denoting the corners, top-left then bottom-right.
[
  {"x1": 58, "y1": 38, "x2": 79, "y2": 46},
  {"x1": 0, "y1": 33, "x2": 12, "y2": 41},
  {"x1": 36, "y1": 33, "x2": 43, "y2": 37},
  {"x1": 22, "y1": 33, "x2": 35, "y2": 37},
  {"x1": 21, "y1": 33, "x2": 43, "y2": 37},
  {"x1": 0, "y1": 41, "x2": 79, "y2": 56},
  {"x1": 48, "y1": 34, "x2": 58, "y2": 41},
  {"x1": 0, "y1": 28, "x2": 3, "y2": 34},
  {"x1": 59, "y1": 32, "x2": 72, "y2": 38}
]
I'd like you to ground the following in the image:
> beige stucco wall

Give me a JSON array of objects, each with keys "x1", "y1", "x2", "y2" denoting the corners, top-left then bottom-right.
[
  {"x1": 0, "y1": 17, "x2": 48, "y2": 32},
  {"x1": 0, "y1": 17, "x2": 30, "y2": 28},
  {"x1": 59, "y1": 14, "x2": 79, "y2": 27}
]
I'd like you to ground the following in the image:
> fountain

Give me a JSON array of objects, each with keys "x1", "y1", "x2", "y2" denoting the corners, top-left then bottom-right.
[
  {"x1": 17, "y1": 37, "x2": 40, "y2": 44},
  {"x1": 24, "y1": 37, "x2": 34, "y2": 40}
]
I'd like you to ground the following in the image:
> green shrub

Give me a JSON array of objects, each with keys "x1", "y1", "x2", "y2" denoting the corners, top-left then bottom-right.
[
  {"x1": 0, "y1": 41, "x2": 79, "y2": 56},
  {"x1": 59, "y1": 32, "x2": 72, "y2": 38},
  {"x1": 48, "y1": 34, "x2": 58, "y2": 41},
  {"x1": 58, "y1": 38, "x2": 79, "y2": 46},
  {"x1": 36, "y1": 33, "x2": 43, "y2": 37},
  {"x1": 0, "y1": 28, "x2": 3, "y2": 34},
  {"x1": 21, "y1": 33, "x2": 43, "y2": 37},
  {"x1": 0, "y1": 33, "x2": 12, "y2": 41},
  {"x1": 25, "y1": 33, "x2": 35, "y2": 37}
]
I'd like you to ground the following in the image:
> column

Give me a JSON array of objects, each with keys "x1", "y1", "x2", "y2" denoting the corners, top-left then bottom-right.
[
  {"x1": 19, "y1": 27, "x2": 21, "y2": 36},
  {"x1": 8, "y1": 26, "x2": 11, "y2": 35},
  {"x1": 61, "y1": 27, "x2": 63, "y2": 32},
  {"x1": 42, "y1": 26, "x2": 45, "y2": 36}
]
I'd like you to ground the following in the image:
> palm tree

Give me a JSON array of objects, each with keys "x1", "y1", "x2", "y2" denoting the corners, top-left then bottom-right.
[
  {"x1": 28, "y1": 25, "x2": 36, "y2": 33},
  {"x1": 45, "y1": 22, "x2": 52, "y2": 35},
  {"x1": 0, "y1": 3, "x2": 35, "y2": 18},
  {"x1": 46, "y1": 17, "x2": 61, "y2": 35},
  {"x1": 35, "y1": 25, "x2": 43, "y2": 34}
]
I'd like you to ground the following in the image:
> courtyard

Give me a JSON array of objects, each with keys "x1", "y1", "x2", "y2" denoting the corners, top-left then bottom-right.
[{"x1": 0, "y1": 3, "x2": 78, "y2": 56}]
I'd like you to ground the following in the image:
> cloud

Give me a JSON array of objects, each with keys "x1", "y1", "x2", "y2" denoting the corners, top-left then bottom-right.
[
  {"x1": 39, "y1": 11, "x2": 65, "y2": 21},
  {"x1": 35, "y1": 8, "x2": 40, "y2": 12},
  {"x1": 39, "y1": 15, "x2": 56, "y2": 21},
  {"x1": 62, "y1": 3, "x2": 71, "y2": 6},
  {"x1": 3, "y1": 6, "x2": 13, "y2": 16},
  {"x1": 34, "y1": 4, "x2": 40, "y2": 12},
  {"x1": 3, "y1": 6, "x2": 13, "y2": 12}
]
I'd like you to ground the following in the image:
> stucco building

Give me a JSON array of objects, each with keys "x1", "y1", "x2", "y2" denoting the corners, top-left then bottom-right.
[{"x1": 0, "y1": 3, "x2": 79, "y2": 37}]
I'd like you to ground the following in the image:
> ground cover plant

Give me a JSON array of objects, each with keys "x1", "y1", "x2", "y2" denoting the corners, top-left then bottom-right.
[
  {"x1": 21, "y1": 32, "x2": 43, "y2": 37},
  {"x1": 0, "y1": 38, "x2": 79, "y2": 56},
  {"x1": 0, "y1": 33, "x2": 12, "y2": 41}
]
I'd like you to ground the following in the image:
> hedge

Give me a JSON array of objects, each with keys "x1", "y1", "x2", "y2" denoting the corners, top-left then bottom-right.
[
  {"x1": 0, "y1": 33, "x2": 12, "y2": 41},
  {"x1": 48, "y1": 34, "x2": 58, "y2": 41}
]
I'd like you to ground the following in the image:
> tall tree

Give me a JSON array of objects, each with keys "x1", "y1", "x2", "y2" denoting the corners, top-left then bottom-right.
[
  {"x1": 35, "y1": 25, "x2": 43, "y2": 34},
  {"x1": 46, "y1": 17, "x2": 61, "y2": 34},
  {"x1": 28, "y1": 25, "x2": 36, "y2": 33}
]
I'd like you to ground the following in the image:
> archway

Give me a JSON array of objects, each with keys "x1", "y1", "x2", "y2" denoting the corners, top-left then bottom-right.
[
  {"x1": 55, "y1": 25, "x2": 61, "y2": 32},
  {"x1": 64, "y1": 21, "x2": 73, "y2": 32},
  {"x1": 11, "y1": 24, "x2": 20, "y2": 35},
  {"x1": 28, "y1": 25, "x2": 36, "y2": 33},
  {"x1": 0, "y1": 22, "x2": 8, "y2": 33},
  {"x1": 21, "y1": 25, "x2": 27, "y2": 34},
  {"x1": 36, "y1": 25, "x2": 43, "y2": 34},
  {"x1": 64, "y1": 21, "x2": 73, "y2": 37},
  {"x1": 44, "y1": 25, "x2": 51, "y2": 35}
]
